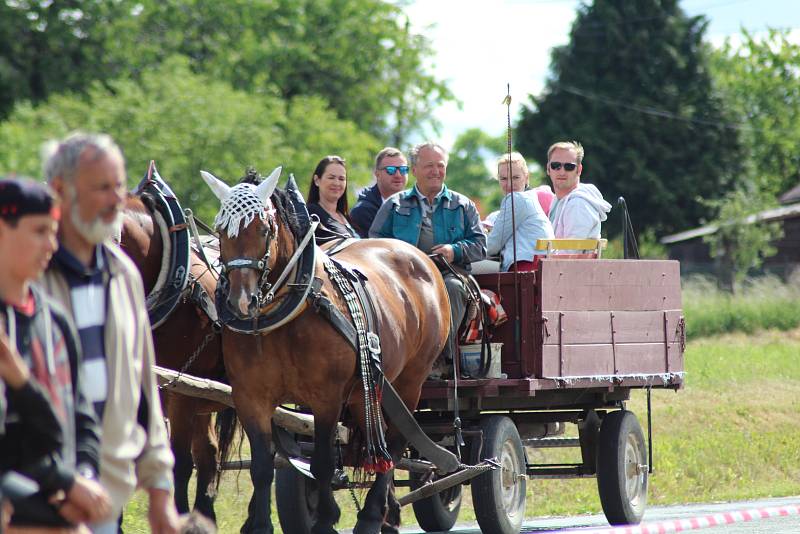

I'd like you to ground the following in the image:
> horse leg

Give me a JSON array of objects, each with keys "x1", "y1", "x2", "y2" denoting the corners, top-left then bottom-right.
[
  {"x1": 240, "y1": 413, "x2": 275, "y2": 534},
  {"x1": 167, "y1": 396, "x2": 195, "y2": 515},
  {"x1": 382, "y1": 477, "x2": 401, "y2": 534},
  {"x1": 191, "y1": 411, "x2": 218, "y2": 521},
  {"x1": 309, "y1": 402, "x2": 343, "y2": 534}
]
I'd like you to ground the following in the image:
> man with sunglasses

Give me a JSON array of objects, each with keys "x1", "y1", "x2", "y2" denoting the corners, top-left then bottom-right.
[
  {"x1": 370, "y1": 142, "x2": 486, "y2": 371},
  {"x1": 546, "y1": 141, "x2": 611, "y2": 239},
  {"x1": 350, "y1": 147, "x2": 410, "y2": 237}
]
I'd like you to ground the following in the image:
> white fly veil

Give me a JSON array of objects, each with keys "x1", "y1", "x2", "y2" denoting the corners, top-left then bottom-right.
[
  {"x1": 200, "y1": 167, "x2": 282, "y2": 238},
  {"x1": 214, "y1": 184, "x2": 272, "y2": 238}
]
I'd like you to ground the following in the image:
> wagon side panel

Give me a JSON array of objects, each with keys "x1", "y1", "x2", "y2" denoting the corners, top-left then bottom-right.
[{"x1": 536, "y1": 259, "x2": 684, "y2": 381}]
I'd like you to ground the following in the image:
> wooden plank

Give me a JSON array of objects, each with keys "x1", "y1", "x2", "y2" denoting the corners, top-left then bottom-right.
[
  {"x1": 541, "y1": 342, "x2": 683, "y2": 378},
  {"x1": 541, "y1": 310, "x2": 683, "y2": 345},
  {"x1": 538, "y1": 260, "x2": 682, "y2": 311},
  {"x1": 541, "y1": 344, "x2": 615, "y2": 377},
  {"x1": 540, "y1": 259, "x2": 681, "y2": 287},
  {"x1": 614, "y1": 343, "x2": 683, "y2": 375}
]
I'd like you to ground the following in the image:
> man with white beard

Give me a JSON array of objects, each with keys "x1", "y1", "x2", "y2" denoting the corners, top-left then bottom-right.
[{"x1": 40, "y1": 133, "x2": 178, "y2": 534}]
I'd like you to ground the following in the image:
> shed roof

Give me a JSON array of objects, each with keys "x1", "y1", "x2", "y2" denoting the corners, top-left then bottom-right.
[{"x1": 660, "y1": 202, "x2": 800, "y2": 245}]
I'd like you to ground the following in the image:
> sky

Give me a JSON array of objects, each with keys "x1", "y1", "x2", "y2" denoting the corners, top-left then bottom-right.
[{"x1": 403, "y1": 0, "x2": 800, "y2": 148}]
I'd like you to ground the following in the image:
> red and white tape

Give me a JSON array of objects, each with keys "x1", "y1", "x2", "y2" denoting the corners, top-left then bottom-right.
[{"x1": 549, "y1": 502, "x2": 800, "y2": 534}]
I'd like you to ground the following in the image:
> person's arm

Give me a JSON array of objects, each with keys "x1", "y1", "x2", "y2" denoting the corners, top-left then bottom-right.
[
  {"x1": 349, "y1": 202, "x2": 370, "y2": 238},
  {"x1": 368, "y1": 198, "x2": 395, "y2": 238},
  {"x1": 0, "y1": 321, "x2": 70, "y2": 492},
  {"x1": 128, "y1": 278, "x2": 178, "y2": 533},
  {"x1": 561, "y1": 197, "x2": 601, "y2": 239},
  {"x1": 50, "y1": 310, "x2": 101, "y2": 477},
  {"x1": 486, "y1": 194, "x2": 533, "y2": 256},
  {"x1": 451, "y1": 200, "x2": 487, "y2": 265}
]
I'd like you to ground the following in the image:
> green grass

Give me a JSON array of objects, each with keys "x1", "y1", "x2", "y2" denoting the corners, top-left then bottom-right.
[
  {"x1": 683, "y1": 275, "x2": 800, "y2": 339},
  {"x1": 122, "y1": 327, "x2": 800, "y2": 532}
]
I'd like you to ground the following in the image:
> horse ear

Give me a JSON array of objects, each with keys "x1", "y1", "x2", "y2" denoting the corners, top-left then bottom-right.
[
  {"x1": 255, "y1": 166, "x2": 282, "y2": 204},
  {"x1": 200, "y1": 170, "x2": 231, "y2": 201}
]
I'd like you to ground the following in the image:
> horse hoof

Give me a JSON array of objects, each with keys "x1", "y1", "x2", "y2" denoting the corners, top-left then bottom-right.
[{"x1": 353, "y1": 519, "x2": 382, "y2": 534}]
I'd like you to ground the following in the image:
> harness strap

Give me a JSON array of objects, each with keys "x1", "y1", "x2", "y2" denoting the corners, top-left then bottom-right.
[
  {"x1": 325, "y1": 237, "x2": 359, "y2": 257},
  {"x1": 189, "y1": 277, "x2": 219, "y2": 327},
  {"x1": 322, "y1": 258, "x2": 392, "y2": 473},
  {"x1": 309, "y1": 277, "x2": 357, "y2": 353}
]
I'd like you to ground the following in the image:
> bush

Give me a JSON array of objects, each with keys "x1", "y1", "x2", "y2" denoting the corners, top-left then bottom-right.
[{"x1": 682, "y1": 275, "x2": 800, "y2": 339}]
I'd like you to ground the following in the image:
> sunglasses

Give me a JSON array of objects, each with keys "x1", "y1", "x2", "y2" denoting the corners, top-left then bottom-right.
[
  {"x1": 382, "y1": 165, "x2": 409, "y2": 176},
  {"x1": 549, "y1": 161, "x2": 578, "y2": 171}
]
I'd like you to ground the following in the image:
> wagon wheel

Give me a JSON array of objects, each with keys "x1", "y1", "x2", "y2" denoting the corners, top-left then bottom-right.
[
  {"x1": 596, "y1": 410, "x2": 648, "y2": 525},
  {"x1": 409, "y1": 470, "x2": 462, "y2": 532},
  {"x1": 471, "y1": 415, "x2": 527, "y2": 534},
  {"x1": 276, "y1": 466, "x2": 317, "y2": 534}
]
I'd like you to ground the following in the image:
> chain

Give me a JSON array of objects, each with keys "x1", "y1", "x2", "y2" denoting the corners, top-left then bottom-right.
[
  {"x1": 348, "y1": 481, "x2": 362, "y2": 513},
  {"x1": 158, "y1": 328, "x2": 217, "y2": 390}
]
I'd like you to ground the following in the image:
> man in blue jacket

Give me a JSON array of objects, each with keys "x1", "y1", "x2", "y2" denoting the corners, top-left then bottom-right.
[
  {"x1": 369, "y1": 142, "x2": 486, "y2": 364},
  {"x1": 350, "y1": 147, "x2": 410, "y2": 237}
]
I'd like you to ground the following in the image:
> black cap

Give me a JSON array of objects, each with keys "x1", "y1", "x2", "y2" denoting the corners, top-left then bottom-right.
[{"x1": 0, "y1": 177, "x2": 58, "y2": 221}]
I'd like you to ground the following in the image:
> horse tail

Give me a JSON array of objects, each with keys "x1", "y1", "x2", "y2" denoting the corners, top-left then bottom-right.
[{"x1": 214, "y1": 407, "x2": 240, "y2": 490}]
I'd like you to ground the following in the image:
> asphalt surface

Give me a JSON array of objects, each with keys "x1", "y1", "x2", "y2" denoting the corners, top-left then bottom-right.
[{"x1": 377, "y1": 495, "x2": 800, "y2": 534}]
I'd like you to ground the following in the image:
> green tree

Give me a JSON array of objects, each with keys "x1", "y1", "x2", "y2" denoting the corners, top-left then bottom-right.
[
  {"x1": 445, "y1": 128, "x2": 507, "y2": 216},
  {"x1": 701, "y1": 189, "x2": 783, "y2": 292},
  {"x1": 709, "y1": 29, "x2": 800, "y2": 198},
  {"x1": 0, "y1": 0, "x2": 452, "y2": 145},
  {"x1": 0, "y1": 57, "x2": 378, "y2": 222},
  {"x1": 0, "y1": 0, "x2": 132, "y2": 118},
  {"x1": 516, "y1": 0, "x2": 744, "y2": 237}
]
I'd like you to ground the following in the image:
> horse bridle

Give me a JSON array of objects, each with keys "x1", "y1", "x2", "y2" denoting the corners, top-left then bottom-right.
[{"x1": 219, "y1": 215, "x2": 277, "y2": 312}]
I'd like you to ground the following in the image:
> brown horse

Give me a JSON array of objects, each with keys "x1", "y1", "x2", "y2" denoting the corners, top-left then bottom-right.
[
  {"x1": 121, "y1": 191, "x2": 236, "y2": 521},
  {"x1": 200, "y1": 167, "x2": 450, "y2": 534}
]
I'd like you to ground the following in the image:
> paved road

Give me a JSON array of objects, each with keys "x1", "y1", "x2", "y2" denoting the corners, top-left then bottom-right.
[{"x1": 384, "y1": 496, "x2": 800, "y2": 534}]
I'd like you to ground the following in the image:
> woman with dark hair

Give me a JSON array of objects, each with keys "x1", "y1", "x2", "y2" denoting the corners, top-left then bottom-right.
[{"x1": 306, "y1": 155, "x2": 359, "y2": 242}]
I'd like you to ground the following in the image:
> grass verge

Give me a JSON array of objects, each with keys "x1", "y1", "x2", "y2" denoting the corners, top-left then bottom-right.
[
  {"x1": 683, "y1": 275, "x2": 800, "y2": 339},
  {"x1": 122, "y1": 328, "x2": 800, "y2": 532}
]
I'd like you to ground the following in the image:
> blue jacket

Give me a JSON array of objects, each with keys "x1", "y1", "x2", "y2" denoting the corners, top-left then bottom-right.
[
  {"x1": 369, "y1": 185, "x2": 486, "y2": 268},
  {"x1": 487, "y1": 190, "x2": 554, "y2": 271},
  {"x1": 350, "y1": 183, "x2": 383, "y2": 238}
]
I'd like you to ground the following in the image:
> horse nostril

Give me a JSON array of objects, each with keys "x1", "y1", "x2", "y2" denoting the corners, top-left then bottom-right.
[{"x1": 248, "y1": 294, "x2": 260, "y2": 313}]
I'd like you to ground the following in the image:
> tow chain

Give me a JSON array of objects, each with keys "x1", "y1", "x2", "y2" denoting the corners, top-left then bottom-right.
[
  {"x1": 348, "y1": 481, "x2": 361, "y2": 513},
  {"x1": 158, "y1": 328, "x2": 217, "y2": 390}
]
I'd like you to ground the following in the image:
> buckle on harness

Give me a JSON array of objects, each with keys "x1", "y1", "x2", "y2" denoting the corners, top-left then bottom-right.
[{"x1": 367, "y1": 332, "x2": 381, "y2": 355}]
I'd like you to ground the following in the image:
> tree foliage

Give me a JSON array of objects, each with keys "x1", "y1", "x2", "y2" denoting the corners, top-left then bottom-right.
[
  {"x1": 0, "y1": 0, "x2": 452, "y2": 145},
  {"x1": 445, "y1": 128, "x2": 507, "y2": 216},
  {"x1": 709, "y1": 29, "x2": 800, "y2": 198},
  {"x1": 516, "y1": 0, "x2": 744, "y2": 237},
  {"x1": 0, "y1": 57, "x2": 378, "y2": 222},
  {"x1": 701, "y1": 189, "x2": 783, "y2": 292}
]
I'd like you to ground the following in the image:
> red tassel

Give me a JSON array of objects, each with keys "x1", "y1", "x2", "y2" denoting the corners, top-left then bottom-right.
[{"x1": 375, "y1": 458, "x2": 394, "y2": 473}]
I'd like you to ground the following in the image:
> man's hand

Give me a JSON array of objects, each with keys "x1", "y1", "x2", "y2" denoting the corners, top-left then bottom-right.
[
  {"x1": 431, "y1": 244, "x2": 455, "y2": 263},
  {"x1": 57, "y1": 475, "x2": 111, "y2": 525},
  {"x1": 147, "y1": 487, "x2": 179, "y2": 534},
  {"x1": 0, "y1": 323, "x2": 30, "y2": 389}
]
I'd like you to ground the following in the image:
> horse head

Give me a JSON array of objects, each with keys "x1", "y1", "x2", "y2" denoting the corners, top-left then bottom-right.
[
  {"x1": 201, "y1": 166, "x2": 283, "y2": 319},
  {"x1": 120, "y1": 193, "x2": 162, "y2": 293}
]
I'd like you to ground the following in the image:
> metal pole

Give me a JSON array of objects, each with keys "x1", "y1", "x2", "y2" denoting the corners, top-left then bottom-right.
[{"x1": 504, "y1": 84, "x2": 522, "y2": 362}]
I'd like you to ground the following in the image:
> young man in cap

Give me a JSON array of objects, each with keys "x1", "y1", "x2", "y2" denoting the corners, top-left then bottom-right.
[{"x1": 0, "y1": 177, "x2": 111, "y2": 532}]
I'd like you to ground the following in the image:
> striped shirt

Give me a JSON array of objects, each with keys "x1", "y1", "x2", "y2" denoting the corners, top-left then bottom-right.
[{"x1": 53, "y1": 246, "x2": 109, "y2": 419}]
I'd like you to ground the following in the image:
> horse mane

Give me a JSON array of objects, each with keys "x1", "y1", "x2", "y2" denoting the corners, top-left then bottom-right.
[{"x1": 237, "y1": 167, "x2": 302, "y2": 240}]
